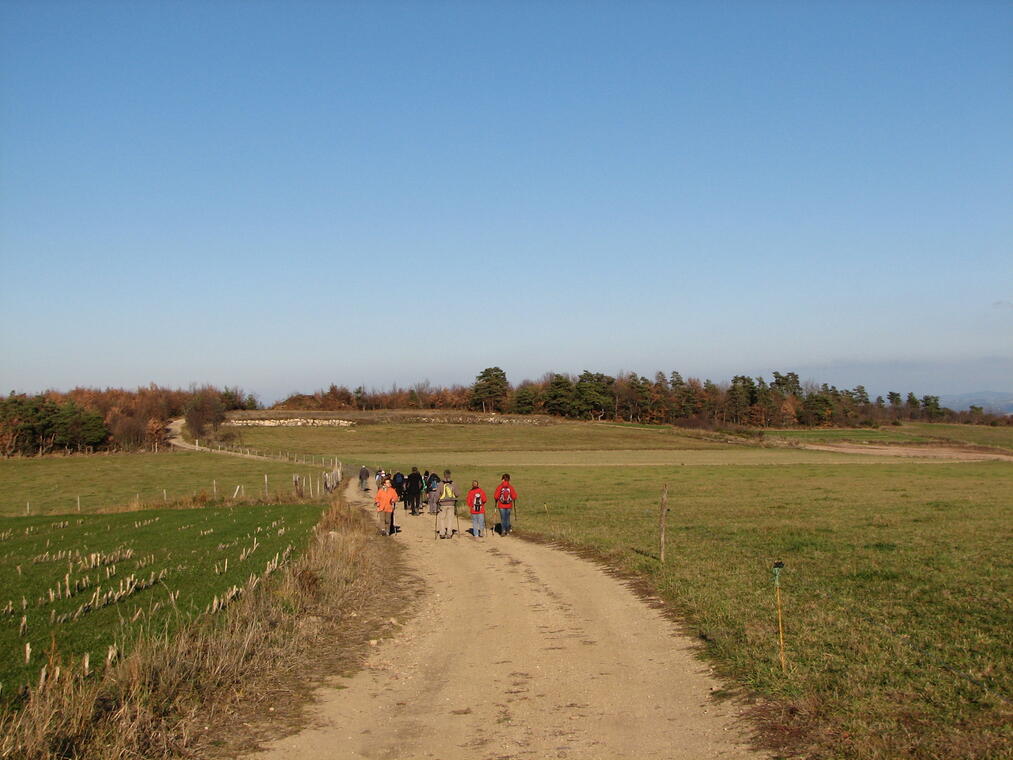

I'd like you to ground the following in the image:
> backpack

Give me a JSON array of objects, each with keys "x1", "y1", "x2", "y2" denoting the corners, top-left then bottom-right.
[
  {"x1": 440, "y1": 482, "x2": 455, "y2": 501},
  {"x1": 472, "y1": 492, "x2": 483, "y2": 509},
  {"x1": 498, "y1": 485, "x2": 513, "y2": 505},
  {"x1": 393, "y1": 472, "x2": 404, "y2": 487}
]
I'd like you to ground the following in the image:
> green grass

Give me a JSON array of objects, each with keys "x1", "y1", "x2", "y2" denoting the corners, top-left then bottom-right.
[
  {"x1": 223, "y1": 419, "x2": 734, "y2": 455},
  {"x1": 763, "y1": 422, "x2": 1013, "y2": 453},
  {"x1": 0, "y1": 503, "x2": 323, "y2": 701},
  {"x1": 225, "y1": 420, "x2": 967, "y2": 469},
  {"x1": 901, "y1": 422, "x2": 1013, "y2": 452},
  {"x1": 232, "y1": 419, "x2": 1012, "y2": 759},
  {"x1": 761, "y1": 427, "x2": 935, "y2": 444},
  {"x1": 500, "y1": 462, "x2": 1012, "y2": 759},
  {"x1": 0, "y1": 451, "x2": 328, "y2": 516}
]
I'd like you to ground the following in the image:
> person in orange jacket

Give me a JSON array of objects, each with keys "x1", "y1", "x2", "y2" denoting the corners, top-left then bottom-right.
[
  {"x1": 493, "y1": 473, "x2": 518, "y2": 535},
  {"x1": 374, "y1": 478, "x2": 398, "y2": 535},
  {"x1": 465, "y1": 480, "x2": 487, "y2": 538}
]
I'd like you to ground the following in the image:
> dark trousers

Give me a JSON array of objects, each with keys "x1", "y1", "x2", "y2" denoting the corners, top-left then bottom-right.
[{"x1": 406, "y1": 491, "x2": 422, "y2": 514}]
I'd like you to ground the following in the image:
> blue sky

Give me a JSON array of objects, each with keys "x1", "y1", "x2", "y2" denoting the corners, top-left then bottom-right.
[{"x1": 1, "y1": 1, "x2": 1010, "y2": 403}]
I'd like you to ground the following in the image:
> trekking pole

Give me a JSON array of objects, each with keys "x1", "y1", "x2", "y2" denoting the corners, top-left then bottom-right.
[
  {"x1": 434, "y1": 508, "x2": 439, "y2": 540},
  {"x1": 455, "y1": 502, "x2": 461, "y2": 538},
  {"x1": 773, "y1": 561, "x2": 787, "y2": 674}
]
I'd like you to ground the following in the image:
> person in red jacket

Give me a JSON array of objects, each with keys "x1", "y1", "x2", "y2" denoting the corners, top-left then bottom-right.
[
  {"x1": 465, "y1": 480, "x2": 487, "y2": 538},
  {"x1": 374, "y1": 478, "x2": 398, "y2": 535},
  {"x1": 493, "y1": 473, "x2": 518, "y2": 535}
]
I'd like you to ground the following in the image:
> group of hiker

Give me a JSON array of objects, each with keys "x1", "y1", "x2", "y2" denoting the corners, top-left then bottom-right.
[{"x1": 360, "y1": 464, "x2": 517, "y2": 539}]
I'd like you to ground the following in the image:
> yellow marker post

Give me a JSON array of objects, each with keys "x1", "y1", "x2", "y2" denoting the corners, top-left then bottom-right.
[{"x1": 773, "y1": 560, "x2": 787, "y2": 674}]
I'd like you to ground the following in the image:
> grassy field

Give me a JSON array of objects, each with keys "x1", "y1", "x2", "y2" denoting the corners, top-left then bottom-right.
[
  {"x1": 223, "y1": 418, "x2": 733, "y2": 454},
  {"x1": 230, "y1": 419, "x2": 1012, "y2": 759},
  {"x1": 0, "y1": 503, "x2": 323, "y2": 703},
  {"x1": 0, "y1": 451, "x2": 330, "y2": 516},
  {"x1": 763, "y1": 422, "x2": 1013, "y2": 452},
  {"x1": 3, "y1": 421, "x2": 1009, "y2": 757},
  {"x1": 224, "y1": 420, "x2": 929, "y2": 468},
  {"x1": 902, "y1": 421, "x2": 1013, "y2": 451},
  {"x1": 760, "y1": 427, "x2": 935, "y2": 444},
  {"x1": 509, "y1": 462, "x2": 1011, "y2": 759}
]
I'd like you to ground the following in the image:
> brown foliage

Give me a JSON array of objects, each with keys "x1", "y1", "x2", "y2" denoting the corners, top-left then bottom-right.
[{"x1": 37, "y1": 385, "x2": 242, "y2": 451}]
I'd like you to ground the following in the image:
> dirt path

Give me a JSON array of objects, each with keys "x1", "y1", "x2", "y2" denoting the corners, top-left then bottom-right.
[
  {"x1": 167, "y1": 418, "x2": 304, "y2": 463},
  {"x1": 248, "y1": 481, "x2": 765, "y2": 760}
]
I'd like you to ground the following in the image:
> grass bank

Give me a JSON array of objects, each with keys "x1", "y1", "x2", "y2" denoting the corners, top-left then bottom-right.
[
  {"x1": 0, "y1": 503, "x2": 323, "y2": 698},
  {"x1": 0, "y1": 492, "x2": 404, "y2": 759},
  {"x1": 0, "y1": 451, "x2": 328, "y2": 516}
]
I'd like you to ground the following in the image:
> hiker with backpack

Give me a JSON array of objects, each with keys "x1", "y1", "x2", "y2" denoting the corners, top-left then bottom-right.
[
  {"x1": 405, "y1": 466, "x2": 425, "y2": 515},
  {"x1": 426, "y1": 470, "x2": 442, "y2": 515},
  {"x1": 358, "y1": 465, "x2": 370, "y2": 491},
  {"x1": 392, "y1": 470, "x2": 406, "y2": 507},
  {"x1": 465, "y1": 480, "x2": 488, "y2": 538},
  {"x1": 435, "y1": 470, "x2": 458, "y2": 539},
  {"x1": 374, "y1": 477, "x2": 398, "y2": 535},
  {"x1": 494, "y1": 473, "x2": 518, "y2": 535}
]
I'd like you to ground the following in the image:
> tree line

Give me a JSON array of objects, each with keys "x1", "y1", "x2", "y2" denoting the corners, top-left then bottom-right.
[
  {"x1": 1, "y1": 385, "x2": 259, "y2": 457},
  {"x1": 277, "y1": 368, "x2": 1010, "y2": 428},
  {"x1": 5, "y1": 367, "x2": 1004, "y2": 458}
]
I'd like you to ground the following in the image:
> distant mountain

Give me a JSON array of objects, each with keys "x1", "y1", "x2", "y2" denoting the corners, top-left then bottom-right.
[{"x1": 939, "y1": 391, "x2": 1013, "y2": 414}]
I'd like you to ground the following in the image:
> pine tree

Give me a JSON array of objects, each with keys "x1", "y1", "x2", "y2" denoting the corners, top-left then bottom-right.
[
  {"x1": 544, "y1": 374, "x2": 576, "y2": 417},
  {"x1": 470, "y1": 367, "x2": 509, "y2": 413}
]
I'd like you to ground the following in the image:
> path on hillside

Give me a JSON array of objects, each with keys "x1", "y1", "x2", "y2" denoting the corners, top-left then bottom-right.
[
  {"x1": 248, "y1": 480, "x2": 766, "y2": 760},
  {"x1": 167, "y1": 418, "x2": 297, "y2": 463}
]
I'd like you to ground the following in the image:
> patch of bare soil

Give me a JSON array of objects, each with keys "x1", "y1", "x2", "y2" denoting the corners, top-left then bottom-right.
[{"x1": 245, "y1": 486, "x2": 766, "y2": 760}]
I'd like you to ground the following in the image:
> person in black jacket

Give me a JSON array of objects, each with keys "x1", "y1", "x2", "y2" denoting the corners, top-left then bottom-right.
[
  {"x1": 392, "y1": 470, "x2": 406, "y2": 507},
  {"x1": 405, "y1": 466, "x2": 425, "y2": 515}
]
